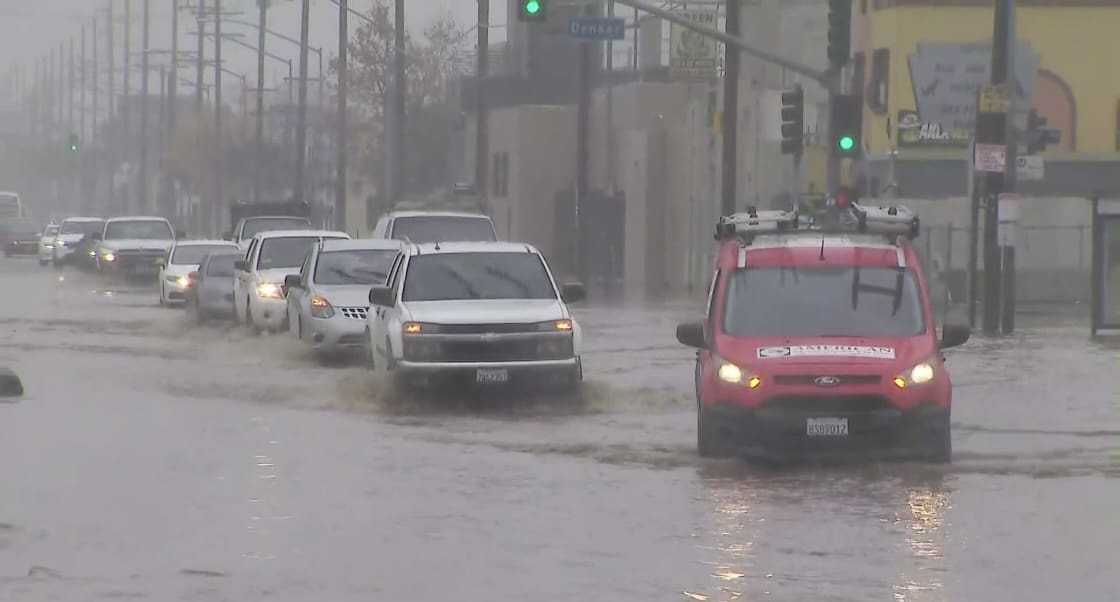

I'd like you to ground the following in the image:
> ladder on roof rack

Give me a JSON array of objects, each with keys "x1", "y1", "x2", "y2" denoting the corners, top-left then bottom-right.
[{"x1": 715, "y1": 203, "x2": 920, "y2": 243}]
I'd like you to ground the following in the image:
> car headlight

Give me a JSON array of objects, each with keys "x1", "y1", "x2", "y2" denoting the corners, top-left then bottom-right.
[
  {"x1": 101, "y1": 252, "x2": 116, "y2": 262},
  {"x1": 402, "y1": 322, "x2": 441, "y2": 335},
  {"x1": 537, "y1": 319, "x2": 573, "y2": 332},
  {"x1": 256, "y1": 282, "x2": 283, "y2": 299},
  {"x1": 166, "y1": 275, "x2": 190, "y2": 287},
  {"x1": 893, "y1": 358, "x2": 938, "y2": 388},
  {"x1": 714, "y1": 355, "x2": 761, "y2": 388},
  {"x1": 58, "y1": 240, "x2": 68, "y2": 247},
  {"x1": 310, "y1": 295, "x2": 335, "y2": 318}
]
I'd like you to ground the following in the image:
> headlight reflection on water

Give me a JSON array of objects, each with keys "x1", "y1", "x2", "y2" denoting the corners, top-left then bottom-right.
[{"x1": 891, "y1": 487, "x2": 952, "y2": 602}]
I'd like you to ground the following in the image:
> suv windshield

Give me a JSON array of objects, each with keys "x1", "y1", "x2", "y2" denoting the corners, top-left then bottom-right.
[
  {"x1": 205, "y1": 253, "x2": 240, "y2": 276},
  {"x1": 242, "y1": 217, "x2": 312, "y2": 239},
  {"x1": 59, "y1": 220, "x2": 104, "y2": 235},
  {"x1": 391, "y1": 216, "x2": 496, "y2": 243},
  {"x1": 104, "y1": 220, "x2": 174, "y2": 240},
  {"x1": 172, "y1": 244, "x2": 235, "y2": 265},
  {"x1": 314, "y1": 249, "x2": 398, "y2": 285},
  {"x1": 402, "y1": 252, "x2": 556, "y2": 302},
  {"x1": 256, "y1": 236, "x2": 320, "y2": 270},
  {"x1": 722, "y1": 266, "x2": 926, "y2": 337}
]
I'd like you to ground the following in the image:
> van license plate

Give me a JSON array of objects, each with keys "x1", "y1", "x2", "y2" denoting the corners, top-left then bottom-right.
[
  {"x1": 806, "y1": 417, "x2": 848, "y2": 437},
  {"x1": 476, "y1": 369, "x2": 509, "y2": 384}
]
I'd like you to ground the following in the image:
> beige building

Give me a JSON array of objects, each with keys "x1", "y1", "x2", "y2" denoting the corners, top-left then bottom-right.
[{"x1": 464, "y1": 0, "x2": 834, "y2": 296}]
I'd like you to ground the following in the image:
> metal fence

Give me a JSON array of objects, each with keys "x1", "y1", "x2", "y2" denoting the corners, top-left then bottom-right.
[{"x1": 919, "y1": 224, "x2": 1092, "y2": 306}]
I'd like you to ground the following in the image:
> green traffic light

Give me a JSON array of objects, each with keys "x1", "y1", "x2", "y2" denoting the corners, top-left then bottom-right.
[
  {"x1": 525, "y1": 0, "x2": 540, "y2": 14},
  {"x1": 838, "y1": 135, "x2": 855, "y2": 151}
]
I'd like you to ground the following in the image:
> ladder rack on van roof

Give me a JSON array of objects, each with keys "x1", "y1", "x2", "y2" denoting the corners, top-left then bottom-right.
[{"x1": 715, "y1": 202, "x2": 921, "y2": 245}]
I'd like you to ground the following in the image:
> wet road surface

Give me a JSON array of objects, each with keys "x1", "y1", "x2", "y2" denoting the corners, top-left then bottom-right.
[{"x1": 1, "y1": 257, "x2": 1117, "y2": 601}]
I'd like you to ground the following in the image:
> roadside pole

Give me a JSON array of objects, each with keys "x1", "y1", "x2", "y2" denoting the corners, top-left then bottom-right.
[
  {"x1": 999, "y1": 0, "x2": 1018, "y2": 334},
  {"x1": 720, "y1": 0, "x2": 741, "y2": 216}
]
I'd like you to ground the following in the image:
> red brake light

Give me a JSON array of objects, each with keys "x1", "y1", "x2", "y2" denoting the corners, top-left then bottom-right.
[{"x1": 835, "y1": 192, "x2": 848, "y2": 207}]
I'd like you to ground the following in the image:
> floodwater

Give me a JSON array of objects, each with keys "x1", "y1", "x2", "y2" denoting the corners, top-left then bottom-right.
[{"x1": 0, "y1": 257, "x2": 1117, "y2": 602}]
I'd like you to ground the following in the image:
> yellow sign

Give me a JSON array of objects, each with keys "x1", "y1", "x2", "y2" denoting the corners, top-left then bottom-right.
[{"x1": 978, "y1": 83, "x2": 1009, "y2": 114}]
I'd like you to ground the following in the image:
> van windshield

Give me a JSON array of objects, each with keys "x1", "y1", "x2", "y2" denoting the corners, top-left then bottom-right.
[
  {"x1": 722, "y1": 266, "x2": 926, "y2": 337},
  {"x1": 391, "y1": 216, "x2": 496, "y2": 243}
]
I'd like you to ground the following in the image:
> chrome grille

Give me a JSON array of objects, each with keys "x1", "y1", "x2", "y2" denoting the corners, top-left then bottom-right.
[{"x1": 339, "y1": 306, "x2": 368, "y2": 320}]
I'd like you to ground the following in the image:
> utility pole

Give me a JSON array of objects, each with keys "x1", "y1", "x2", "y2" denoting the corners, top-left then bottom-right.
[
  {"x1": 107, "y1": 0, "x2": 117, "y2": 212},
  {"x1": 254, "y1": 0, "x2": 267, "y2": 204},
  {"x1": 107, "y1": 1, "x2": 115, "y2": 130},
  {"x1": 215, "y1": 0, "x2": 225, "y2": 232},
  {"x1": 999, "y1": 0, "x2": 1018, "y2": 335},
  {"x1": 169, "y1": 0, "x2": 179, "y2": 134},
  {"x1": 92, "y1": 16, "x2": 99, "y2": 150},
  {"x1": 139, "y1": 0, "x2": 151, "y2": 213},
  {"x1": 474, "y1": 0, "x2": 489, "y2": 208},
  {"x1": 123, "y1": 0, "x2": 132, "y2": 213},
  {"x1": 392, "y1": 0, "x2": 406, "y2": 203},
  {"x1": 605, "y1": 0, "x2": 617, "y2": 192},
  {"x1": 295, "y1": 0, "x2": 310, "y2": 202},
  {"x1": 720, "y1": 0, "x2": 740, "y2": 216},
  {"x1": 981, "y1": 0, "x2": 1018, "y2": 335},
  {"x1": 574, "y1": 3, "x2": 593, "y2": 283},
  {"x1": 80, "y1": 26, "x2": 87, "y2": 141},
  {"x1": 195, "y1": 0, "x2": 205, "y2": 113},
  {"x1": 69, "y1": 38, "x2": 75, "y2": 133},
  {"x1": 57, "y1": 44, "x2": 64, "y2": 125},
  {"x1": 336, "y1": 0, "x2": 348, "y2": 231}
]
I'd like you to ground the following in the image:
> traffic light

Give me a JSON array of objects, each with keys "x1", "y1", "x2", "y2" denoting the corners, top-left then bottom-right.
[
  {"x1": 1024, "y1": 109, "x2": 1048, "y2": 155},
  {"x1": 517, "y1": 0, "x2": 547, "y2": 22},
  {"x1": 830, "y1": 94, "x2": 863, "y2": 158},
  {"x1": 780, "y1": 84, "x2": 804, "y2": 156},
  {"x1": 67, "y1": 132, "x2": 80, "y2": 152},
  {"x1": 827, "y1": 0, "x2": 852, "y2": 68}
]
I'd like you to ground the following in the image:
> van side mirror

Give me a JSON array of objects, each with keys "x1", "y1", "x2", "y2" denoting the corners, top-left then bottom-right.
[
  {"x1": 368, "y1": 285, "x2": 394, "y2": 307},
  {"x1": 175, "y1": 230, "x2": 186, "y2": 239},
  {"x1": 234, "y1": 260, "x2": 249, "y2": 272},
  {"x1": 222, "y1": 232, "x2": 233, "y2": 241},
  {"x1": 284, "y1": 274, "x2": 303, "y2": 289},
  {"x1": 941, "y1": 323, "x2": 971, "y2": 349},
  {"x1": 676, "y1": 321, "x2": 707, "y2": 349},
  {"x1": 561, "y1": 282, "x2": 586, "y2": 303}
]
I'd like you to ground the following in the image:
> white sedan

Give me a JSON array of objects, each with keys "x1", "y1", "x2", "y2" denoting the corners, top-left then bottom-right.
[{"x1": 158, "y1": 240, "x2": 240, "y2": 305}]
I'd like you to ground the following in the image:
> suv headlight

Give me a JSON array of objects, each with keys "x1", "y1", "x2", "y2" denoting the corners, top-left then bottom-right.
[
  {"x1": 537, "y1": 319, "x2": 573, "y2": 332},
  {"x1": 256, "y1": 282, "x2": 283, "y2": 299},
  {"x1": 310, "y1": 296, "x2": 335, "y2": 318},
  {"x1": 714, "y1": 355, "x2": 761, "y2": 388},
  {"x1": 893, "y1": 357, "x2": 938, "y2": 388}
]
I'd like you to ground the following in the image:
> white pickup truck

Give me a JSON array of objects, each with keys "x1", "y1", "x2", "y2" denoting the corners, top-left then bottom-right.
[{"x1": 93, "y1": 216, "x2": 180, "y2": 278}]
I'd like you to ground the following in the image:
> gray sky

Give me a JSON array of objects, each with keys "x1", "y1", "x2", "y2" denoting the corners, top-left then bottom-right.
[{"x1": 1, "y1": 0, "x2": 510, "y2": 98}]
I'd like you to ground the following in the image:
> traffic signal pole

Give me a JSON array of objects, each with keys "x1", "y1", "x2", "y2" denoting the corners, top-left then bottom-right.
[{"x1": 720, "y1": 0, "x2": 740, "y2": 216}]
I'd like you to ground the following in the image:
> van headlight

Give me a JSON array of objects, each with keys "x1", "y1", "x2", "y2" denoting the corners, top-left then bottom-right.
[
  {"x1": 893, "y1": 358, "x2": 937, "y2": 388},
  {"x1": 714, "y1": 355, "x2": 761, "y2": 388}
]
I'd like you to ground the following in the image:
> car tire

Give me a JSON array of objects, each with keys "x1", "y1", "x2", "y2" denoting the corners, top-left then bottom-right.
[{"x1": 697, "y1": 404, "x2": 734, "y2": 459}]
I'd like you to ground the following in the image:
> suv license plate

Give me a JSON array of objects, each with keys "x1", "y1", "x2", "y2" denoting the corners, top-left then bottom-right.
[
  {"x1": 806, "y1": 417, "x2": 848, "y2": 437},
  {"x1": 476, "y1": 369, "x2": 509, "y2": 384}
]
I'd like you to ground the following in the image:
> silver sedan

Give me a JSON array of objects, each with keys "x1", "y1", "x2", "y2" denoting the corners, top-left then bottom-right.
[{"x1": 185, "y1": 251, "x2": 241, "y2": 324}]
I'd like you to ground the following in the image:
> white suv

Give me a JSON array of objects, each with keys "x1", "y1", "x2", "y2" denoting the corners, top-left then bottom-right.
[
  {"x1": 233, "y1": 229, "x2": 350, "y2": 332},
  {"x1": 366, "y1": 241, "x2": 586, "y2": 392}
]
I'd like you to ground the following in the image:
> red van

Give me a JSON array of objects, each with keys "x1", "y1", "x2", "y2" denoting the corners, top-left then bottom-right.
[{"x1": 675, "y1": 202, "x2": 971, "y2": 463}]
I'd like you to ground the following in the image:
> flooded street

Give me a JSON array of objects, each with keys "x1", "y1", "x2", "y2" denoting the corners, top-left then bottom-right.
[{"x1": 0, "y1": 257, "x2": 1117, "y2": 602}]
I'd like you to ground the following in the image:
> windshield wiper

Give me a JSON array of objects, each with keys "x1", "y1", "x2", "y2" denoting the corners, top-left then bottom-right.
[
  {"x1": 437, "y1": 265, "x2": 482, "y2": 299},
  {"x1": 482, "y1": 266, "x2": 536, "y2": 297}
]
